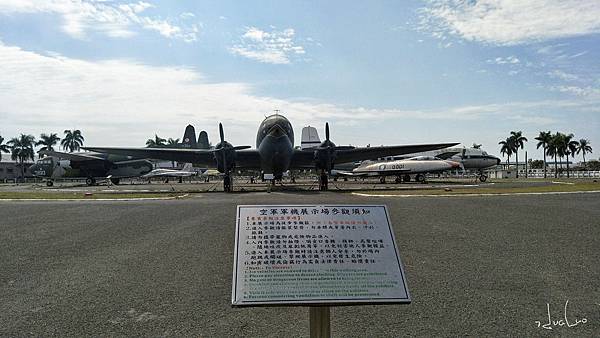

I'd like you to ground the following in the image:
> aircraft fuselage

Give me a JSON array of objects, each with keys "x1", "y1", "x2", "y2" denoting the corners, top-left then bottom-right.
[{"x1": 256, "y1": 114, "x2": 295, "y2": 179}]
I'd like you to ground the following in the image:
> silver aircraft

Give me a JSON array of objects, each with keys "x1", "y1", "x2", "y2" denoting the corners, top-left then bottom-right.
[
  {"x1": 338, "y1": 156, "x2": 461, "y2": 183},
  {"x1": 85, "y1": 113, "x2": 459, "y2": 191},
  {"x1": 142, "y1": 163, "x2": 198, "y2": 183}
]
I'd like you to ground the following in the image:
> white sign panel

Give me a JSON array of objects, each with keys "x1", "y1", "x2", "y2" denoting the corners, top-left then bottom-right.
[{"x1": 232, "y1": 205, "x2": 411, "y2": 306}]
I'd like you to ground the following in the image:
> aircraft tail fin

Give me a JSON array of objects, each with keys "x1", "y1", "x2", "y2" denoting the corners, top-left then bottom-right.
[
  {"x1": 198, "y1": 130, "x2": 210, "y2": 149},
  {"x1": 301, "y1": 126, "x2": 321, "y2": 150},
  {"x1": 182, "y1": 125, "x2": 197, "y2": 149}
]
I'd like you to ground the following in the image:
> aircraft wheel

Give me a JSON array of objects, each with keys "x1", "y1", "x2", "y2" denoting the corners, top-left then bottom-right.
[
  {"x1": 224, "y1": 175, "x2": 232, "y2": 192},
  {"x1": 86, "y1": 177, "x2": 95, "y2": 186},
  {"x1": 394, "y1": 177, "x2": 401, "y2": 184},
  {"x1": 416, "y1": 174, "x2": 426, "y2": 183},
  {"x1": 479, "y1": 175, "x2": 488, "y2": 182},
  {"x1": 319, "y1": 173, "x2": 328, "y2": 191},
  {"x1": 178, "y1": 177, "x2": 183, "y2": 184},
  {"x1": 379, "y1": 176, "x2": 386, "y2": 184},
  {"x1": 46, "y1": 180, "x2": 54, "y2": 187},
  {"x1": 110, "y1": 178, "x2": 120, "y2": 185},
  {"x1": 403, "y1": 174, "x2": 411, "y2": 182}
]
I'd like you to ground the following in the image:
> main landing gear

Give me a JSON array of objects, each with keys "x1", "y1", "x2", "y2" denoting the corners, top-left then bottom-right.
[
  {"x1": 85, "y1": 177, "x2": 96, "y2": 186},
  {"x1": 223, "y1": 174, "x2": 233, "y2": 192},
  {"x1": 46, "y1": 180, "x2": 54, "y2": 187},
  {"x1": 415, "y1": 174, "x2": 426, "y2": 183},
  {"x1": 478, "y1": 174, "x2": 488, "y2": 182},
  {"x1": 318, "y1": 171, "x2": 328, "y2": 191}
]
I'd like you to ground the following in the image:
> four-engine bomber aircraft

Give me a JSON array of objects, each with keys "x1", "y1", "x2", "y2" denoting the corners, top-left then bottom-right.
[
  {"x1": 84, "y1": 114, "x2": 459, "y2": 191},
  {"x1": 338, "y1": 156, "x2": 462, "y2": 183}
]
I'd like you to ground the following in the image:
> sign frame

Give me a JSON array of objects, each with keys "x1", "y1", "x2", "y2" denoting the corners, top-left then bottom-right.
[{"x1": 231, "y1": 204, "x2": 411, "y2": 307}]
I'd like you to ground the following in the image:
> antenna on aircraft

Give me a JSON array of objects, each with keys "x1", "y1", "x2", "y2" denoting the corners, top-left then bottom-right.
[{"x1": 274, "y1": 109, "x2": 280, "y2": 115}]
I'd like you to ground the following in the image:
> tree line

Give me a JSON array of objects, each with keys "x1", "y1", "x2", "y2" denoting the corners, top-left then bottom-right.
[
  {"x1": 0, "y1": 130, "x2": 84, "y2": 179},
  {"x1": 499, "y1": 130, "x2": 593, "y2": 178}
]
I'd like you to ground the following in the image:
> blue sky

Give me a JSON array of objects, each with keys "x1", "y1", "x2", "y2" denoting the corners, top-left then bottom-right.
[{"x1": 0, "y1": 0, "x2": 599, "y2": 161}]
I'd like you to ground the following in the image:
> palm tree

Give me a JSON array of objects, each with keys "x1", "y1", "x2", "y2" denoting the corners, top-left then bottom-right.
[
  {"x1": 166, "y1": 138, "x2": 180, "y2": 167},
  {"x1": 61, "y1": 130, "x2": 85, "y2": 152},
  {"x1": 166, "y1": 138, "x2": 180, "y2": 147},
  {"x1": 36, "y1": 133, "x2": 61, "y2": 157},
  {"x1": 509, "y1": 131, "x2": 528, "y2": 178},
  {"x1": 0, "y1": 135, "x2": 10, "y2": 162},
  {"x1": 562, "y1": 134, "x2": 579, "y2": 178},
  {"x1": 8, "y1": 134, "x2": 36, "y2": 180},
  {"x1": 576, "y1": 139, "x2": 592, "y2": 169},
  {"x1": 535, "y1": 131, "x2": 552, "y2": 178},
  {"x1": 547, "y1": 133, "x2": 561, "y2": 178},
  {"x1": 499, "y1": 137, "x2": 514, "y2": 169},
  {"x1": 554, "y1": 132, "x2": 569, "y2": 177},
  {"x1": 146, "y1": 134, "x2": 166, "y2": 148}
]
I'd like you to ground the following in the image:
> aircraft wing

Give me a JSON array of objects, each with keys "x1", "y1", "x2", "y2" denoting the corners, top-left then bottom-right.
[
  {"x1": 82, "y1": 147, "x2": 262, "y2": 169},
  {"x1": 436, "y1": 151, "x2": 461, "y2": 160},
  {"x1": 333, "y1": 143, "x2": 459, "y2": 164},
  {"x1": 38, "y1": 150, "x2": 105, "y2": 161},
  {"x1": 142, "y1": 170, "x2": 196, "y2": 178}
]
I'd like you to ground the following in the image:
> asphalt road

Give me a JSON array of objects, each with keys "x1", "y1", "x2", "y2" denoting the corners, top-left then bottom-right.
[{"x1": 1, "y1": 192, "x2": 599, "y2": 337}]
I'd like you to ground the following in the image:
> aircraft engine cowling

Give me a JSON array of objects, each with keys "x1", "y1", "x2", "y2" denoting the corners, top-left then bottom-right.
[
  {"x1": 313, "y1": 122, "x2": 354, "y2": 173},
  {"x1": 214, "y1": 140, "x2": 237, "y2": 173},
  {"x1": 314, "y1": 140, "x2": 337, "y2": 172},
  {"x1": 212, "y1": 123, "x2": 250, "y2": 174}
]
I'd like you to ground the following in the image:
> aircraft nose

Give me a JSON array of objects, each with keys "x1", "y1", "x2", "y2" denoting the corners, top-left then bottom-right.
[
  {"x1": 27, "y1": 164, "x2": 38, "y2": 176},
  {"x1": 267, "y1": 124, "x2": 286, "y2": 138}
]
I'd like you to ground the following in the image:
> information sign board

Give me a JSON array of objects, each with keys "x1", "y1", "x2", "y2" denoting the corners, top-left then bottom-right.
[{"x1": 232, "y1": 205, "x2": 411, "y2": 306}]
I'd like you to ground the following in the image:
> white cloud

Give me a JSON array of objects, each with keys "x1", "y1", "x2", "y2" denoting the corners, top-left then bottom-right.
[
  {"x1": 419, "y1": 0, "x2": 600, "y2": 45},
  {"x1": 487, "y1": 56, "x2": 520, "y2": 65},
  {"x1": 551, "y1": 85, "x2": 600, "y2": 97},
  {"x1": 547, "y1": 70, "x2": 579, "y2": 81},
  {"x1": 229, "y1": 27, "x2": 306, "y2": 64},
  {"x1": 0, "y1": 0, "x2": 198, "y2": 42},
  {"x1": 1, "y1": 41, "x2": 596, "y2": 148}
]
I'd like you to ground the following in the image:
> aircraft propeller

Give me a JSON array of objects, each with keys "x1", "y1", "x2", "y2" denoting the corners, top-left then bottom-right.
[
  {"x1": 212, "y1": 122, "x2": 250, "y2": 191},
  {"x1": 313, "y1": 123, "x2": 354, "y2": 190}
]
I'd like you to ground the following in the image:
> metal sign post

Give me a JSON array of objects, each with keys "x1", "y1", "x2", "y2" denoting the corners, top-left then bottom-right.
[{"x1": 309, "y1": 306, "x2": 330, "y2": 338}]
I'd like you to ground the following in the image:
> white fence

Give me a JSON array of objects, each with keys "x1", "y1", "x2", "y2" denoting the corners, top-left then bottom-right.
[{"x1": 522, "y1": 170, "x2": 600, "y2": 178}]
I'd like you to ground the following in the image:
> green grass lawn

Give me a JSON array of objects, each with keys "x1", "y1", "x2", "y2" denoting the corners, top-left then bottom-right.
[{"x1": 357, "y1": 180, "x2": 600, "y2": 196}]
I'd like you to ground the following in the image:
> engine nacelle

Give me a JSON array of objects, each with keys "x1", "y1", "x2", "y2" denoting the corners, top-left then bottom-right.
[
  {"x1": 314, "y1": 140, "x2": 336, "y2": 172},
  {"x1": 214, "y1": 141, "x2": 237, "y2": 173}
]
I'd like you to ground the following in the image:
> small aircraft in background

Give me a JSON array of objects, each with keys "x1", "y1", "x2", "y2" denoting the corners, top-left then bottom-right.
[
  {"x1": 448, "y1": 147, "x2": 501, "y2": 182},
  {"x1": 142, "y1": 163, "x2": 198, "y2": 183},
  {"x1": 336, "y1": 156, "x2": 461, "y2": 183},
  {"x1": 29, "y1": 150, "x2": 153, "y2": 186}
]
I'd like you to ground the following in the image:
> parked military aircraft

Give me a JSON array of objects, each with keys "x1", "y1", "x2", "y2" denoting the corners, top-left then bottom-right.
[
  {"x1": 450, "y1": 147, "x2": 501, "y2": 182},
  {"x1": 84, "y1": 113, "x2": 459, "y2": 191},
  {"x1": 338, "y1": 156, "x2": 461, "y2": 183},
  {"x1": 142, "y1": 163, "x2": 198, "y2": 183},
  {"x1": 30, "y1": 151, "x2": 153, "y2": 186}
]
